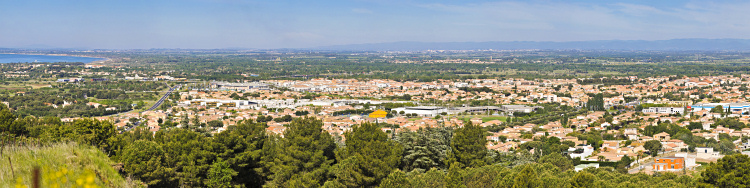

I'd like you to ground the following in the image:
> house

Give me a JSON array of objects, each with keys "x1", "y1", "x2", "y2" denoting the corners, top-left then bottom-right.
[
  {"x1": 654, "y1": 132, "x2": 671, "y2": 141},
  {"x1": 623, "y1": 128, "x2": 639, "y2": 140},
  {"x1": 653, "y1": 157, "x2": 684, "y2": 171},
  {"x1": 696, "y1": 147, "x2": 722, "y2": 159},
  {"x1": 569, "y1": 145, "x2": 595, "y2": 159}
]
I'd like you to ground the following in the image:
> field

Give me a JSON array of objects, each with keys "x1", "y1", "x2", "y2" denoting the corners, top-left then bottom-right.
[
  {"x1": 0, "y1": 81, "x2": 54, "y2": 90},
  {"x1": 452, "y1": 115, "x2": 508, "y2": 123}
]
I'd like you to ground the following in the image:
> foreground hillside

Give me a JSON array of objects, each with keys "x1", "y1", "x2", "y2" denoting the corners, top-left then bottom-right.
[{"x1": 0, "y1": 142, "x2": 140, "y2": 188}]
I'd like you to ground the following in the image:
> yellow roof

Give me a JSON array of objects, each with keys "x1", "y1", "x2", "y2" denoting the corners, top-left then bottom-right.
[{"x1": 369, "y1": 110, "x2": 388, "y2": 118}]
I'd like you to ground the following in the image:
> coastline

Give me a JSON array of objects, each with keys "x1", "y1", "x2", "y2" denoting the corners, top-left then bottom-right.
[{"x1": 0, "y1": 53, "x2": 110, "y2": 64}]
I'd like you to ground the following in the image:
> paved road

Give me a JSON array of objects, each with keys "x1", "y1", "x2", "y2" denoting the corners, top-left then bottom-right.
[{"x1": 146, "y1": 85, "x2": 180, "y2": 111}]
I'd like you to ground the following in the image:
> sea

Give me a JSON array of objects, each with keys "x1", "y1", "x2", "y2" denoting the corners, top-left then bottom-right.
[{"x1": 0, "y1": 53, "x2": 105, "y2": 63}]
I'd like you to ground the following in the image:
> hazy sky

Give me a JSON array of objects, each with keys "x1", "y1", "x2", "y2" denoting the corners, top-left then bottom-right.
[{"x1": 1, "y1": 0, "x2": 749, "y2": 49}]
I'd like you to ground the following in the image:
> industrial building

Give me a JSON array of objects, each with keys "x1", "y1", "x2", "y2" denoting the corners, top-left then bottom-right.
[
  {"x1": 500, "y1": 105, "x2": 542, "y2": 113},
  {"x1": 211, "y1": 82, "x2": 269, "y2": 91},
  {"x1": 186, "y1": 99, "x2": 258, "y2": 109},
  {"x1": 391, "y1": 106, "x2": 448, "y2": 117},
  {"x1": 642, "y1": 107, "x2": 685, "y2": 114},
  {"x1": 691, "y1": 103, "x2": 750, "y2": 114}
]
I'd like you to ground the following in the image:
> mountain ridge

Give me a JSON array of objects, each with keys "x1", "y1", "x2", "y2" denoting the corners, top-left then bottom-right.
[{"x1": 312, "y1": 38, "x2": 750, "y2": 51}]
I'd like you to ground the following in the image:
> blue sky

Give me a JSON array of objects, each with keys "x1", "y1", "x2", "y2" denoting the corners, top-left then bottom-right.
[{"x1": 1, "y1": 0, "x2": 749, "y2": 49}]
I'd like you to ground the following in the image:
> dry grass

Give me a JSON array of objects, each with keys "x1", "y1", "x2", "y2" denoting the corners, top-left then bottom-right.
[{"x1": 0, "y1": 142, "x2": 141, "y2": 188}]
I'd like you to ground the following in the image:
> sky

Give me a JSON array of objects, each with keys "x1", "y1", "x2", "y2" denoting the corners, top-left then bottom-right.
[{"x1": 1, "y1": 0, "x2": 749, "y2": 49}]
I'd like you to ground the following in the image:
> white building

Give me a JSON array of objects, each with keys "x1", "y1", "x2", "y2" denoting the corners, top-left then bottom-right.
[
  {"x1": 186, "y1": 99, "x2": 258, "y2": 109},
  {"x1": 696, "y1": 147, "x2": 722, "y2": 159},
  {"x1": 642, "y1": 107, "x2": 685, "y2": 114},
  {"x1": 569, "y1": 145, "x2": 595, "y2": 159},
  {"x1": 391, "y1": 106, "x2": 448, "y2": 117},
  {"x1": 674, "y1": 153, "x2": 698, "y2": 170}
]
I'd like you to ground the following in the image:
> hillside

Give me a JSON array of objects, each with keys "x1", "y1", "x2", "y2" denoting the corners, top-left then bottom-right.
[{"x1": 0, "y1": 142, "x2": 140, "y2": 188}]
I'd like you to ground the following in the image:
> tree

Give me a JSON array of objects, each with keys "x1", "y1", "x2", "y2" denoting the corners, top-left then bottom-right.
[
  {"x1": 121, "y1": 140, "x2": 176, "y2": 187},
  {"x1": 586, "y1": 93, "x2": 605, "y2": 111},
  {"x1": 687, "y1": 122, "x2": 703, "y2": 130},
  {"x1": 214, "y1": 120, "x2": 267, "y2": 187},
  {"x1": 0, "y1": 109, "x2": 19, "y2": 135},
  {"x1": 538, "y1": 153, "x2": 573, "y2": 171},
  {"x1": 208, "y1": 120, "x2": 224, "y2": 127},
  {"x1": 644, "y1": 140, "x2": 663, "y2": 157},
  {"x1": 378, "y1": 170, "x2": 410, "y2": 188},
  {"x1": 710, "y1": 105, "x2": 724, "y2": 114},
  {"x1": 513, "y1": 165, "x2": 538, "y2": 188},
  {"x1": 395, "y1": 127, "x2": 452, "y2": 172},
  {"x1": 616, "y1": 156, "x2": 633, "y2": 173},
  {"x1": 446, "y1": 162, "x2": 465, "y2": 188},
  {"x1": 699, "y1": 154, "x2": 750, "y2": 187},
  {"x1": 264, "y1": 117, "x2": 336, "y2": 187},
  {"x1": 207, "y1": 159, "x2": 237, "y2": 188},
  {"x1": 571, "y1": 171, "x2": 596, "y2": 188},
  {"x1": 68, "y1": 118, "x2": 117, "y2": 150},
  {"x1": 331, "y1": 122, "x2": 403, "y2": 187},
  {"x1": 447, "y1": 122, "x2": 487, "y2": 168}
]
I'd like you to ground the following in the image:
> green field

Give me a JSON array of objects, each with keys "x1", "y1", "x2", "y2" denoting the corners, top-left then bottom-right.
[{"x1": 453, "y1": 115, "x2": 508, "y2": 123}]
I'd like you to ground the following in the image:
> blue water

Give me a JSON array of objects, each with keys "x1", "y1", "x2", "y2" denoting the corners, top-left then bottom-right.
[{"x1": 0, "y1": 54, "x2": 105, "y2": 63}]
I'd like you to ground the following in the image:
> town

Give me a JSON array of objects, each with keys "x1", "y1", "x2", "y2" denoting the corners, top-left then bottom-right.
[
  {"x1": 65, "y1": 73, "x2": 750, "y2": 175},
  {"x1": 4, "y1": 50, "x2": 750, "y2": 187}
]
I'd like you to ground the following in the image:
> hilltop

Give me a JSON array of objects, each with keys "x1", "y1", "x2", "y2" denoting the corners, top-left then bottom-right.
[{"x1": 0, "y1": 142, "x2": 140, "y2": 188}]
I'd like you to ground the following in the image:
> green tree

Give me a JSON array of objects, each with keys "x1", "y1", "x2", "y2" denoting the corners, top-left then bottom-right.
[
  {"x1": 448, "y1": 122, "x2": 487, "y2": 168},
  {"x1": 331, "y1": 122, "x2": 403, "y2": 186},
  {"x1": 446, "y1": 162, "x2": 465, "y2": 188},
  {"x1": 644, "y1": 140, "x2": 663, "y2": 157},
  {"x1": 395, "y1": 127, "x2": 452, "y2": 172},
  {"x1": 538, "y1": 153, "x2": 573, "y2": 171},
  {"x1": 687, "y1": 122, "x2": 703, "y2": 130},
  {"x1": 378, "y1": 170, "x2": 410, "y2": 188},
  {"x1": 68, "y1": 118, "x2": 117, "y2": 150},
  {"x1": 121, "y1": 140, "x2": 176, "y2": 187},
  {"x1": 214, "y1": 120, "x2": 267, "y2": 187},
  {"x1": 208, "y1": 120, "x2": 224, "y2": 127},
  {"x1": 571, "y1": 171, "x2": 596, "y2": 188},
  {"x1": 0, "y1": 109, "x2": 19, "y2": 135},
  {"x1": 710, "y1": 105, "x2": 724, "y2": 114},
  {"x1": 264, "y1": 117, "x2": 336, "y2": 187},
  {"x1": 699, "y1": 154, "x2": 750, "y2": 187},
  {"x1": 513, "y1": 165, "x2": 538, "y2": 188},
  {"x1": 207, "y1": 159, "x2": 238, "y2": 188}
]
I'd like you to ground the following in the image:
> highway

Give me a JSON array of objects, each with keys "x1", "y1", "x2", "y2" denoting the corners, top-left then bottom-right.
[{"x1": 146, "y1": 84, "x2": 181, "y2": 111}]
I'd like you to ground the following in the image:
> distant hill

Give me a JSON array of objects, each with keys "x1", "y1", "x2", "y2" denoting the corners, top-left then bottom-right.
[{"x1": 313, "y1": 39, "x2": 750, "y2": 51}]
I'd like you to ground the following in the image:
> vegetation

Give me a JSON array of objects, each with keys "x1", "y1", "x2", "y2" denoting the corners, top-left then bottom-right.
[{"x1": 0, "y1": 142, "x2": 139, "y2": 188}]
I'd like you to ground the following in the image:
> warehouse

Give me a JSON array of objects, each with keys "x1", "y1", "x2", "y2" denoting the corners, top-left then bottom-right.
[{"x1": 391, "y1": 106, "x2": 448, "y2": 117}]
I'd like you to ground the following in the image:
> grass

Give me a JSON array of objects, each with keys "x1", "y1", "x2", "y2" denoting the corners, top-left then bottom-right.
[
  {"x1": 453, "y1": 115, "x2": 508, "y2": 123},
  {"x1": 0, "y1": 142, "x2": 140, "y2": 188}
]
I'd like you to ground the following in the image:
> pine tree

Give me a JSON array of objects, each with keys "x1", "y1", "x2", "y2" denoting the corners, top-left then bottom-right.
[
  {"x1": 331, "y1": 122, "x2": 403, "y2": 186},
  {"x1": 214, "y1": 120, "x2": 267, "y2": 187},
  {"x1": 264, "y1": 117, "x2": 336, "y2": 187},
  {"x1": 207, "y1": 159, "x2": 238, "y2": 188},
  {"x1": 447, "y1": 122, "x2": 487, "y2": 168},
  {"x1": 395, "y1": 127, "x2": 452, "y2": 172}
]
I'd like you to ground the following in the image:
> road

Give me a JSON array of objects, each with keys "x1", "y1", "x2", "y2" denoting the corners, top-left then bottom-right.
[
  {"x1": 629, "y1": 160, "x2": 654, "y2": 174},
  {"x1": 146, "y1": 84, "x2": 180, "y2": 111}
]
